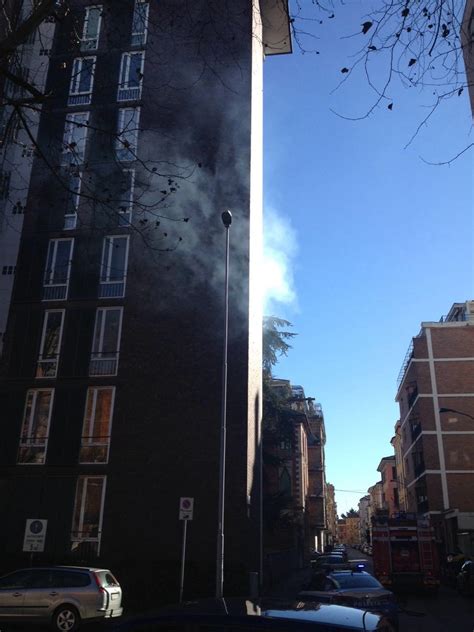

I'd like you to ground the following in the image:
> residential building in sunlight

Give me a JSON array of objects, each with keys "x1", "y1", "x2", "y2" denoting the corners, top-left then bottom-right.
[
  {"x1": 377, "y1": 456, "x2": 399, "y2": 516},
  {"x1": 325, "y1": 483, "x2": 338, "y2": 546},
  {"x1": 0, "y1": 0, "x2": 292, "y2": 602},
  {"x1": 396, "y1": 300, "x2": 474, "y2": 558},
  {"x1": 358, "y1": 495, "x2": 370, "y2": 545},
  {"x1": 391, "y1": 421, "x2": 407, "y2": 511}
]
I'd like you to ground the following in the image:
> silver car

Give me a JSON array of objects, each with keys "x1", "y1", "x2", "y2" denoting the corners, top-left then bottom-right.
[{"x1": 0, "y1": 565, "x2": 123, "y2": 631}]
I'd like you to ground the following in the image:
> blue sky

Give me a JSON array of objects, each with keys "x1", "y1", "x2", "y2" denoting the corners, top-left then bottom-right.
[{"x1": 262, "y1": 1, "x2": 474, "y2": 515}]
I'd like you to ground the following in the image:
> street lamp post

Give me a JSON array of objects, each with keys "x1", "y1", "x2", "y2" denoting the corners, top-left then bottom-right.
[
  {"x1": 216, "y1": 210, "x2": 232, "y2": 599},
  {"x1": 439, "y1": 407, "x2": 474, "y2": 421}
]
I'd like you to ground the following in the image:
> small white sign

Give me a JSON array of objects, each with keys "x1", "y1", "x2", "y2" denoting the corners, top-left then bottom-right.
[
  {"x1": 179, "y1": 497, "x2": 194, "y2": 521},
  {"x1": 23, "y1": 519, "x2": 47, "y2": 552}
]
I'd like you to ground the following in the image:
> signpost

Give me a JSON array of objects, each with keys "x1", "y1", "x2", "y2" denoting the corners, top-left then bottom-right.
[
  {"x1": 23, "y1": 519, "x2": 47, "y2": 554},
  {"x1": 179, "y1": 498, "x2": 193, "y2": 602}
]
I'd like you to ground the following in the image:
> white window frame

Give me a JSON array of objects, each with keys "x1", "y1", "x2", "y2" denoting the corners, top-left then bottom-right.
[
  {"x1": 71, "y1": 475, "x2": 106, "y2": 555},
  {"x1": 117, "y1": 51, "x2": 144, "y2": 101},
  {"x1": 61, "y1": 112, "x2": 89, "y2": 165},
  {"x1": 131, "y1": 0, "x2": 149, "y2": 47},
  {"x1": 36, "y1": 310, "x2": 65, "y2": 378},
  {"x1": 79, "y1": 387, "x2": 115, "y2": 464},
  {"x1": 17, "y1": 389, "x2": 54, "y2": 465},
  {"x1": 118, "y1": 168, "x2": 135, "y2": 226},
  {"x1": 68, "y1": 56, "x2": 96, "y2": 106},
  {"x1": 115, "y1": 107, "x2": 140, "y2": 162},
  {"x1": 99, "y1": 235, "x2": 129, "y2": 298},
  {"x1": 81, "y1": 5, "x2": 103, "y2": 51},
  {"x1": 64, "y1": 170, "x2": 82, "y2": 230},
  {"x1": 89, "y1": 307, "x2": 123, "y2": 376},
  {"x1": 43, "y1": 238, "x2": 74, "y2": 301}
]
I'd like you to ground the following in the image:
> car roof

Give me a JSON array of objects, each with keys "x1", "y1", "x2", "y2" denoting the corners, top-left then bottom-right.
[{"x1": 10, "y1": 566, "x2": 110, "y2": 573}]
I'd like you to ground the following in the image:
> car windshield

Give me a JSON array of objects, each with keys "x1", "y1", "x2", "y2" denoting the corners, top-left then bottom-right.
[{"x1": 333, "y1": 574, "x2": 382, "y2": 589}]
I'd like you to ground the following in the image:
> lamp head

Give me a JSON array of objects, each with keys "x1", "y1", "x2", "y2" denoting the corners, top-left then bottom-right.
[{"x1": 221, "y1": 210, "x2": 232, "y2": 228}]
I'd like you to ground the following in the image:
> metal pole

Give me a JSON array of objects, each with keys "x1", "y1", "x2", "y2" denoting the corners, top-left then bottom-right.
[
  {"x1": 179, "y1": 519, "x2": 188, "y2": 603},
  {"x1": 216, "y1": 210, "x2": 232, "y2": 599}
]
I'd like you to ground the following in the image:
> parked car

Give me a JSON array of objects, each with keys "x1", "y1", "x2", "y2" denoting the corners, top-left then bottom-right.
[
  {"x1": 0, "y1": 566, "x2": 123, "y2": 631},
  {"x1": 311, "y1": 555, "x2": 351, "y2": 571},
  {"x1": 457, "y1": 560, "x2": 474, "y2": 595},
  {"x1": 299, "y1": 570, "x2": 398, "y2": 630},
  {"x1": 330, "y1": 550, "x2": 349, "y2": 562},
  {"x1": 116, "y1": 597, "x2": 396, "y2": 631}
]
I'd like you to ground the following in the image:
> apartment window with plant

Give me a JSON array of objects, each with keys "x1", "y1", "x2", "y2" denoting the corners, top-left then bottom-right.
[
  {"x1": 64, "y1": 170, "x2": 81, "y2": 229},
  {"x1": 99, "y1": 236, "x2": 129, "y2": 298},
  {"x1": 68, "y1": 57, "x2": 96, "y2": 106},
  {"x1": 79, "y1": 387, "x2": 115, "y2": 463},
  {"x1": 36, "y1": 310, "x2": 65, "y2": 378},
  {"x1": 61, "y1": 112, "x2": 89, "y2": 165},
  {"x1": 118, "y1": 169, "x2": 134, "y2": 226},
  {"x1": 118, "y1": 51, "x2": 144, "y2": 101},
  {"x1": 71, "y1": 476, "x2": 106, "y2": 554},
  {"x1": 131, "y1": 0, "x2": 149, "y2": 47},
  {"x1": 81, "y1": 5, "x2": 103, "y2": 51},
  {"x1": 17, "y1": 389, "x2": 54, "y2": 464},
  {"x1": 43, "y1": 238, "x2": 74, "y2": 301},
  {"x1": 89, "y1": 307, "x2": 123, "y2": 376},
  {"x1": 115, "y1": 107, "x2": 140, "y2": 161}
]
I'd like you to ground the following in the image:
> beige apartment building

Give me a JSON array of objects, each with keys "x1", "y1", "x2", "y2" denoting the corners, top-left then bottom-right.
[
  {"x1": 396, "y1": 301, "x2": 474, "y2": 556},
  {"x1": 377, "y1": 456, "x2": 400, "y2": 516},
  {"x1": 391, "y1": 422, "x2": 408, "y2": 511},
  {"x1": 326, "y1": 483, "x2": 338, "y2": 546}
]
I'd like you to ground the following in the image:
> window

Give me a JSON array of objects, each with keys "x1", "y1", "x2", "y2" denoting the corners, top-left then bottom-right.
[
  {"x1": 68, "y1": 57, "x2": 96, "y2": 106},
  {"x1": 36, "y1": 310, "x2": 65, "y2": 378},
  {"x1": 61, "y1": 112, "x2": 89, "y2": 165},
  {"x1": 71, "y1": 476, "x2": 106, "y2": 555},
  {"x1": 89, "y1": 307, "x2": 122, "y2": 376},
  {"x1": 118, "y1": 51, "x2": 144, "y2": 101},
  {"x1": 115, "y1": 107, "x2": 140, "y2": 161},
  {"x1": 43, "y1": 238, "x2": 74, "y2": 300},
  {"x1": 2, "y1": 265, "x2": 15, "y2": 275},
  {"x1": 99, "y1": 236, "x2": 129, "y2": 298},
  {"x1": 17, "y1": 389, "x2": 54, "y2": 464},
  {"x1": 64, "y1": 170, "x2": 81, "y2": 229},
  {"x1": 118, "y1": 169, "x2": 134, "y2": 226},
  {"x1": 279, "y1": 467, "x2": 292, "y2": 496},
  {"x1": 131, "y1": 0, "x2": 149, "y2": 47},
  {"x1": 79, "y1": 387, "x2": 114, "y2": 463},
  {"x1": 81, "y1": 6, "x2": 103, "y2": 51}
]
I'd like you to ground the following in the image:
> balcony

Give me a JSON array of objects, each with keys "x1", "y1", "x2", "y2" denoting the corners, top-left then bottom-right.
[
  {"x1": 17, "y1": 437, "x2": 47, "y2": 464},
  {"x1": 79, "y1": 436, "x2": 110, "y2": 463},
  {"x1": 117, "y1": 86, "x2": 141, "y2": 102},
  {"x1": 67, "y1": 93, "x2": 92, "y2": 107},
  {"x1": 36, "y1": 357, "x2": 58, "y2": 378},
  {"x1": 397, "y1": 340, "x2": 414, "y2": 388},
  {"x1": 89, "y1": 354, "x2": 118, "y2": 376},
  {"x1": 414, "y1": 459, "x2": 426, "y2": 478},
  {"x1": 70, "y1": 531, "x2": 101, "y2": 558},
  {"x1": 99, "y1": 280, "x2": 125, "y2": 298},
  {"x1": 43, "y1": 284, "x2": 68, "y2": 301}
]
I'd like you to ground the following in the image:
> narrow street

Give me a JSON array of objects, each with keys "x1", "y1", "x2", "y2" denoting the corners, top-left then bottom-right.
[{"x1": 349, "y1": 547, "x2": 474, "y2": 632}]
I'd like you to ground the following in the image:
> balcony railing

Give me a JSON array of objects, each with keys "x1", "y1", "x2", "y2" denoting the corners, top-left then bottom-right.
[
  {"x1": 79, "y1": 436, "x2": 110, "y2": 463},
  {"x1": 67, "y1": 93, "x2": 92, "y2": 106},
  {"x1": 117, "y1": 86, "x2": 141, "y2": 101},
  {"x1": 43, "y1": 283, "x2": 68, "y2": 301},
  {"x1": 89, "y1": 354, "x2": 118, "y2": 376},
  {"x1": 70, "y1": 530, "x2": 101, "y2": 558},
  {"x1": 17, "y1": 437, "x2": 47, "y2": 464},
  {"x1": 397, "y1": 340, "x2": 414, "y2": 388},
  {"x1": 99, "y1": 280, "x2": 125, "y2": 298},
  {"x1": 36, "y1": 357, "x2": 58, "y2": 378},
  {"x1": 414, "y1": 460, "x2": 426, "y2": 477}
]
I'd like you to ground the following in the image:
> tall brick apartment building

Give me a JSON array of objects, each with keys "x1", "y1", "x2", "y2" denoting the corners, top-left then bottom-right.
[
  {"x1": 0, "y1": 0, "x2": 291, "y2": 602},
  {"x1": 462, "y1": 0, "x2": 474, "y2": 115},
  {"x1": 396, "y1": 301, "x2": 474, "y2": 556}
]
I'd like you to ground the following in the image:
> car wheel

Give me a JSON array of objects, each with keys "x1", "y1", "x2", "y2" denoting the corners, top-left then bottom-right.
[{"x1": 52, "y1": 605, "x2": 80, "y2": 632}]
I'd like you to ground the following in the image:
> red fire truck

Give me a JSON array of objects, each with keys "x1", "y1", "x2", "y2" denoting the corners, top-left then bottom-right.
[{"x1": 371, "y1": 512, "x2": 440, "y2": 591}]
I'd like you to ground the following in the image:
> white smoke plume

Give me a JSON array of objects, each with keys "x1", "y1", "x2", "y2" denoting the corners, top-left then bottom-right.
[{"x1": 263, "y1": 207, "x2": 298, "y2": 314}]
